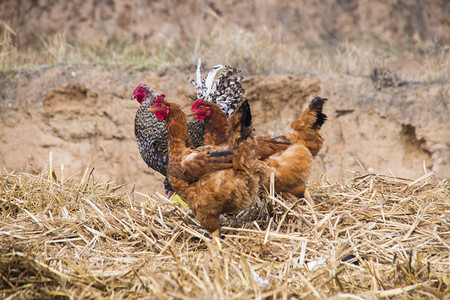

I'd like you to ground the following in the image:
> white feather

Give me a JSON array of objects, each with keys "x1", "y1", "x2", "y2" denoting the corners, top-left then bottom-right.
[
  {"x1": 195, "y1": 58, "x2": 202, "y2": 87},
  {"x1": 187, "y1": 58, "x2": 244, "y2": 116},
  {"x1": 204, "y1": 64, "x2": 226, "y2": 96}
]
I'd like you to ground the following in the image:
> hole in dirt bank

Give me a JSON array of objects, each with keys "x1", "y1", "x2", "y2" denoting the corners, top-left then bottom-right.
[
  {"x1": 43, "y1": 84, "x2": 97, "y2": 114},
  {"x1": 400, "y1": 123, "x2": 432, "y2": 169}
]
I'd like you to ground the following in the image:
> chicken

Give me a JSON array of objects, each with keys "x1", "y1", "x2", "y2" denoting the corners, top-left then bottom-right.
[
  {"x1": 132, "y1": 59, "x2": 245, "y2": 196},
  {"x1": 191, "y1": 98, "x2": 293, "y2": 159},
  {"x1": 191, "y1": 97, "x2": 328, "y2": 201},
  {"x1": 132, "y1": 85, "x2": 204, "y2": 197},
  {"x1": 190, "y1": 98, "x2": 229, "y2": 146},
  {"x1": 149, "y1": 96, "x2": 268, "y2": 238}
]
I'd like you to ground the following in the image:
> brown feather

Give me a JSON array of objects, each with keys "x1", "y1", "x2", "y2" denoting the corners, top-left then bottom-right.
[
  {"x1": 290, "y1": 97, "x2": 328, "y2": 157},
  {"x1": 160, "y1": 100, "x2": 267, "y2": 235},
  {"x1": 198, "y1": 102, "x2": 229, "y2": 146},
  {"x1": 195, "y1": 97, "x2": 328, "y2": 198},
  {"x1": 254, "y1": 136, "x2": 291, "y2": 160}
]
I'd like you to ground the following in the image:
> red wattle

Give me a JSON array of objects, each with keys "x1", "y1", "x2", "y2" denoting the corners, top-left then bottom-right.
[{"x1": 155, "y1": 112, "x2": 165, "y2": 120}]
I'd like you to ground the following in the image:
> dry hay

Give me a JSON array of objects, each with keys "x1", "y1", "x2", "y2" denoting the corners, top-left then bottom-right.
[{"x1": 0, "y1": 165, "x2": 449, "y2": 299}]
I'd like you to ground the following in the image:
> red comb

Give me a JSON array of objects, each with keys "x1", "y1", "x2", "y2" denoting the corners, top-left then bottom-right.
[
  {"x1": 192, "y1": 98, "x2": 204, "y2": 110},
  {"x1": 153, "y1": 94, "x2": 166, "y2": 104},
  {"x1": 132, "y1": 83, "x2": 147, "y2": 94}
]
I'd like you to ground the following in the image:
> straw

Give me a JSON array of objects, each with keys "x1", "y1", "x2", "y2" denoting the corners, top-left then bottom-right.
[{"x1": 0, "y1": 167, "x2": 448, "y2": 299}]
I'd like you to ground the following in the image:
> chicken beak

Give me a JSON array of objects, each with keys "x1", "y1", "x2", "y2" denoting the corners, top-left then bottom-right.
[
  {"x1": 185, "y1": 112, "x2": 198, "y2": 122},
  {"x1": 148, "y1": 108, "x2": 156, "y2": 112}
]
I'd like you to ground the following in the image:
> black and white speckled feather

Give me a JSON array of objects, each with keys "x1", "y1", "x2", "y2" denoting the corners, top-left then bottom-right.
[{"x1": 187, "y1": 58, "x2": 246, "y2": 117}]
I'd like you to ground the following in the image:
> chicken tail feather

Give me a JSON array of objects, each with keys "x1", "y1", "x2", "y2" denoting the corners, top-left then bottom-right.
[
  {"x1": 227, "y1": 99, "x2": 253, "y2": 150},
  {"x1": 208, "y1": 150, "x2": 233, "y2": 158},
  {"x1": 309, "y1": 97, "x2": 328, "y2": 129},
  {"x1": 289, "y1": 96, "x2": 328, "y2": 157}
]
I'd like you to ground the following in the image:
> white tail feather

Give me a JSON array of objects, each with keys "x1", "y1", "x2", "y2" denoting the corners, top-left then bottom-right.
[
  {"x1": 187, "y1": 58, "x2": 245, "y2": 117},
  {"x1": 204, "y1": 64, "x2": 226, "y2": 95},
  {"x1": 195, "y1": 58, "x2": 202, "y2": 87}
]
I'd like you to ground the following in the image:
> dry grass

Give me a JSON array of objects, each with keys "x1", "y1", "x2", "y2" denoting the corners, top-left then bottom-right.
[
  {"x1": 200, "y1": 23, "x2": 450, "y2": 83},
  {"x1": 1, "y1": 163, "x2": 448, "y2": 299},
  {"x1": 1, "y1": 20, "x2": 449, "y2": 84},
  {"x1": 0, "y1": 22, "x2": 18, "y2": 73}
]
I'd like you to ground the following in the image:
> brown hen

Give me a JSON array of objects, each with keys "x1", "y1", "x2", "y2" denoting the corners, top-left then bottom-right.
[
  {"x1": 150, "y1": 97, "x2": 267, "y2": 239},
  {"x1": 191, "y1": 97, "x2": 328, "y2": 201}
]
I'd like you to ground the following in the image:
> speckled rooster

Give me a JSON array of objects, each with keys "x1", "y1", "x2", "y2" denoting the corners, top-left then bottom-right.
[{"x1": 132, "y1": 59, "x2": 245, "y2": 197}]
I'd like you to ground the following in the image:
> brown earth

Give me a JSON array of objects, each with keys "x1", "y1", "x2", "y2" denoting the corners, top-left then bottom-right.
[
  {"x1": 1, "y1": 65, "x2": 448, "y2": 198},
  {"x1": 2, "y1": 0, "x2": 449, "y2": 47}
]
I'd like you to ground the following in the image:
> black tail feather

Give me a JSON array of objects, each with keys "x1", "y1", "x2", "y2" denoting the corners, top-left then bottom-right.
[
  {"x1": 310, "y1": 97, "x2": 328, "y2": 129},
  {"x1": 227, "y1": 99, "x2": 253, "y2": 148},
  {"x1": 269, "y1": 140, "x2": 291, "y2": 146},
  {"x1": 208, "y1": 150, "x2": 233, "y2": 157},
  {"x1": 237, "y1": 99, "x2": 252, "y2": 142},
  {"x1": 226, "y1": 99, "x2": 255, "y2": 153}
]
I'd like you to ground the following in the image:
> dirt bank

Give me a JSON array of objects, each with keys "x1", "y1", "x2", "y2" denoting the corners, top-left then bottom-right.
[
  {"x1": 1, "y1": 65, "x2": 448, "y2": 196},
  {"x1": 2, "y1": 0, "x2": 449, "y2": 48}
]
